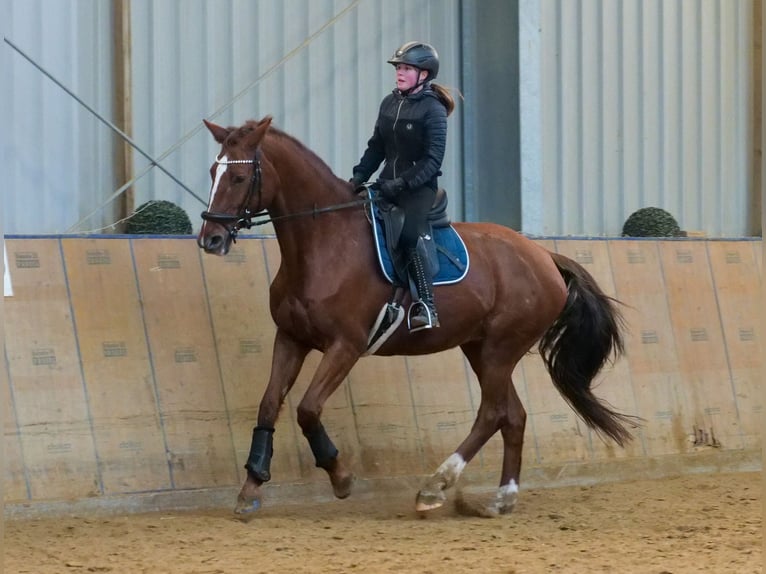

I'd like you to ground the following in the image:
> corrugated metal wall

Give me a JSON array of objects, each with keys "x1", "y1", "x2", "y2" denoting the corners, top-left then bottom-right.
[
  {"x1": 522, "y1": 0, "x2": 757, "y2": 237},
  {"x1": 5, "y1": 0, "x2": 118, "y2": 234},
  {"x1": 129, "y1": 0, "x2": 463, "y2": 236},
  {"x1": 3, "y1": 0, "x2": 461, "y2": 235},
  {"x1": 3, "y1": 0, "x2": 760, "y2": 237}
]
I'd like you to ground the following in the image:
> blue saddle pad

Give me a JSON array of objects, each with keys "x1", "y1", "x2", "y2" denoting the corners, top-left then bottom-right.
[{"x1": 370, "y1": 202, "x2": 470, "y2": 286}]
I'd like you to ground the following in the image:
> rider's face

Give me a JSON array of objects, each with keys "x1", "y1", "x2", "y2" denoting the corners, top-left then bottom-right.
[{"x1": 395, "y1": 64, "x2": 425, "y2": 92}]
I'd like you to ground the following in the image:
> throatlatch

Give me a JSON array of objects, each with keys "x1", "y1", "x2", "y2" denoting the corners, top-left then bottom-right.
[
  {"x1": 304, "y1": 423, "x2": 339, "y2": 469},
  {"x1": 245, "y1": 426, "x2": 274, "y2": 482}
]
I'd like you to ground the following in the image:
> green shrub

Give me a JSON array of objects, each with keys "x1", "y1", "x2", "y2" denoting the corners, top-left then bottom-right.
[
  {"x1": 622, "y1": 207, "x2": 682, "y2": 238},
  {"x1": 125, "y1": 200, "x2": 193, "y2": 235}
]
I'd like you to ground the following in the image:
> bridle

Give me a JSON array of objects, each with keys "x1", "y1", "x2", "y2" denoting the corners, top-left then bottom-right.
[
  {"x1": 200, "y1": 149, "x2": 378, "y2": 243},
  {"x1": 200, "y1": 151, "x2": 264, "y2": 241}
]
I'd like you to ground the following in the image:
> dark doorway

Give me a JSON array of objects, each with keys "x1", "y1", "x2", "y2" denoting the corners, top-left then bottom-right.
[{"x1": 460, "y1": 0, "x2": 520, "y2": 229}]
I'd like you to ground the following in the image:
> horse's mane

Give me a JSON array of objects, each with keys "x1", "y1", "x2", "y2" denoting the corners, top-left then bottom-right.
[{"x1": 230, "y1": 119, "x2": 339, "y2": 182}]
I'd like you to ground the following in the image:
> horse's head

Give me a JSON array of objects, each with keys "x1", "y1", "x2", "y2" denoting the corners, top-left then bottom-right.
[{"x1": 198, "y1": 116, "x2": 274, "y2": 255}]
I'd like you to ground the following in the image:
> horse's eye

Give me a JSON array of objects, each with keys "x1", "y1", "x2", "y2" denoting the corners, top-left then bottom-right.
[{"x1": 232, "y1": 174, "x2": 246, "y2": 184}]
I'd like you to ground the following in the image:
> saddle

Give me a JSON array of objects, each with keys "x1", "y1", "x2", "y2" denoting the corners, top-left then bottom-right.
[
  {"x1": 378, "y1": 188, "x2": 450, "y2": 285},
  {"x1": 364, "y1": 188, "x2": 469, "y2": 354}
]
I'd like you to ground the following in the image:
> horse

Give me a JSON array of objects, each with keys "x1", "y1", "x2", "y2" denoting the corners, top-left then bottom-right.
[{"x1": 197, "y1": 116, "x2": 637, "y2": 516}]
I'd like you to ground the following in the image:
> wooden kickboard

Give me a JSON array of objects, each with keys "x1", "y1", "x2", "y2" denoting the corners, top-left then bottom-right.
[
  {"x1": 3, "y1": 366, "x2": 29, "y2": 502},
  {"x1": 131, "y1": 238, "x2": 238, "y2": 489},
  {"x1": 609, "y1": 240, "x2": 692, "y2": 456},
  {"x1": 201, "y1": 238, "x2": 303, "y2": 483},
  {"x1": 520, "y1": 240, "x2": 590, "y2": 465},
  {"x1": 554, "y1": 240, "x2": 642, "y2": 460},
  {"x1": 347, "y1": 355, "x2": 425, "y2": 477},
  {"x1": 62, "y1": 238, "x2": 171, "y2": 494},
  {"x1": 706, "y1": 241, "x2": 761, "y2": 448},
  {"x1": 659, "y1": 242, "x2": 742, "y2": 450},
  {"x1": 4, "y1": 238, "x2": 100, "y2": 500}
]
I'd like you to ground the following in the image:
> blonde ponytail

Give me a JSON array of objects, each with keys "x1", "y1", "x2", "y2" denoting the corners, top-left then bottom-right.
[{"x1": 431, "y1": 83, "x2": 456, "y2": 117}]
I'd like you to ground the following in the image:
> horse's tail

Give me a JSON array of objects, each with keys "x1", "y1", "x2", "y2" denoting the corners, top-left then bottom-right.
[{"x1": 539, "y1": 252, "x2": 638, "y2": 447}]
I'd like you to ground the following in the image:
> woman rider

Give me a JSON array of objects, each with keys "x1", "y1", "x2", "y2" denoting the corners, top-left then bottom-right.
[{"x1": 350, "y1": 41, "x2": 455, "y2": 331}]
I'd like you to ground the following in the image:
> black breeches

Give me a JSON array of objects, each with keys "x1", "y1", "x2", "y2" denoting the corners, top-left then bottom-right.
[{"x1": 397, "y1": 186, "x2": 436, "y2": 250}]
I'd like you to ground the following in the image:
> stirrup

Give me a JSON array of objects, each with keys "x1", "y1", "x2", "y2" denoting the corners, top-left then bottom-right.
[{"x1": 407, "y1": 300, "x2": 440, "y2": 332}]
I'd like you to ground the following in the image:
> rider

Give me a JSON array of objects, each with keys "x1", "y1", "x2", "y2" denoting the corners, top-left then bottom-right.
[{"x1": 350, "y1": 41, "x2": 455, "y2": 330}]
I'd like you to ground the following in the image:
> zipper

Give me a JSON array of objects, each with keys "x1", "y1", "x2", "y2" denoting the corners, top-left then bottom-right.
[{"x1": 391, "y1": 98, "x2": 405, "y2": 178}]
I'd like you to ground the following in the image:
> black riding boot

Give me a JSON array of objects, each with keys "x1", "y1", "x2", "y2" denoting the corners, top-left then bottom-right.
[{"x1": 407, "y1": 249, "x2": 440, "y2": 331}]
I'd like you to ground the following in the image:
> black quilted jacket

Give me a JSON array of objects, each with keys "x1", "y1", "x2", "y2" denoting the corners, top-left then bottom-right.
[{"x1": 353, "y1": 85, "x2": 448, "y2": 191}]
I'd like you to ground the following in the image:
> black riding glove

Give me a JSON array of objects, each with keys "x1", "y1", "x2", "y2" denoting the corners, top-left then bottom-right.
[
  {"x1": 378, "y1": 177, "x2": 406, "y2": 201},
  {"x1": 349, "y1": 173, "x2": 366, "y2": 190}
]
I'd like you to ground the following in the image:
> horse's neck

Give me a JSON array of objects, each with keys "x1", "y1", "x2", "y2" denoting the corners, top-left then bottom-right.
[{"x1": 266, "y1": 145, "x2": 366, "y2": 266}]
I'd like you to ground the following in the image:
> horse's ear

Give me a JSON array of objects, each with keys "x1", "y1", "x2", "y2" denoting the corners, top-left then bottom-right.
[
  {"x1": 203, "y1": 119, "x2": 230, "y2": 144},
  {"x1": 244, "y1": 116, "x2": 272, "y2": 150}
]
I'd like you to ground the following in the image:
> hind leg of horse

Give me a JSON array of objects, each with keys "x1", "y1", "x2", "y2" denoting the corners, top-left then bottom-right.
[
  {"x1": 494, "y1": 384, "x2": 526, "y2": 514},
  {"x1": 296, "y1": 342, "x2": 361, "y2": 499},
  {"x1": 235, "y1": 329, "x2": 310, "y2": 515},
  {"x1": 415, "y1": 341, "x2": 515, "y2": 512}
]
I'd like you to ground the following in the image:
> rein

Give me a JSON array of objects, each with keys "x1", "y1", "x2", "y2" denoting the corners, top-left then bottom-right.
[{"x1": 200, "y1": 152, "x2": 377, "y2": 242}]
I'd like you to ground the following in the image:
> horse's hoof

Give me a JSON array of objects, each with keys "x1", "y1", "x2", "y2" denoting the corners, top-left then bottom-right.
[
  {"x1": 415, "y1": 489, "x2": 446, "y2": 513},
  {"x1": 331, "y1": 472, "x2": 355, "y2": 499},
  {"x1": 454, "y1": 489, "x2": 500, "y2": 518},
  {"x1": 234, "y1": 495, "x2": 262, "y2": 517},
  {"x1": 495, "y1": 499, "x2": 517, "y2": 515},
  {"x1": 494, "y1": 489, "x2": 518, "y2": 515}
]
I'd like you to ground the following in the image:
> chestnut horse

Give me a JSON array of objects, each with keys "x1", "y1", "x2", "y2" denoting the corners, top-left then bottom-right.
[{"x1": 198, "y1": 116, "x2": 635, "y2": 516}]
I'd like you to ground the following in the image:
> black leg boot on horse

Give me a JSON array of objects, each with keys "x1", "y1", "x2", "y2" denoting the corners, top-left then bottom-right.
[{"x1": 407, "y1": 246, "x2": 440, "y2": 331}]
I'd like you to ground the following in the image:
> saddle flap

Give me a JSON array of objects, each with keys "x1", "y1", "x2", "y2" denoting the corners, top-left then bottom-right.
[{"x1": 370, "y1": 202, "x2": 468, "y2": 288}]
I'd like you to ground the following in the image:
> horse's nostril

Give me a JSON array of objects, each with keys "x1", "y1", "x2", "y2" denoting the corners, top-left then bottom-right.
[{"x1": 200, "y1": 234, "x2": 225, "y2": 253}]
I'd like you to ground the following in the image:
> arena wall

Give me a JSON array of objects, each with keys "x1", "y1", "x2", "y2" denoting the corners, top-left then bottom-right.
[{"x1": 3, "y1": 237, "x2": 762, "y2": 515}]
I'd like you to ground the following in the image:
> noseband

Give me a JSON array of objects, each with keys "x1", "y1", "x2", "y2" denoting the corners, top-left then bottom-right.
[{"x1": 200, "y1": 151, "x2": 263, "y2": 241}]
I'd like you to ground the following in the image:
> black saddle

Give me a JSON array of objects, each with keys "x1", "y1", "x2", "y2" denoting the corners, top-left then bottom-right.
[{"x1": 377, "y1": 188, "x2": 450, "y2": 286}]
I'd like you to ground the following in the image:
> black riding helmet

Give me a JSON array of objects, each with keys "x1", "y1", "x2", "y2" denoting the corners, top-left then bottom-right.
[{"x1": 387, "y1": 41, "x2": 440, "y2": 83}]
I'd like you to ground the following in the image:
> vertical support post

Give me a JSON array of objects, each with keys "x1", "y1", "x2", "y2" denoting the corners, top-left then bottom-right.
[
  {"x1": 750, "y1": 0, "x2": 763, "y2": 236},
  {"x1": 519, "y1": 0, "x2": 543, "y2": 235},
  {"x1": 113, "y1": 0, "x2": 134, "y2": 230}
]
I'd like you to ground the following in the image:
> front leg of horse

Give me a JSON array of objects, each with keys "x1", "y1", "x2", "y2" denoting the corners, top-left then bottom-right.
[
  {"x1": 234, "y1": 426, "x2": 274, "y2": 515},
  {"x1": 235, "y1": 329, "x2": 309, "y2": 516},
  {"x1": 296, "y1": 343, "x2": 361, "y2": 499},
  {"x1": 304, "y1": 423, "x2": 354, "y2": 499}
]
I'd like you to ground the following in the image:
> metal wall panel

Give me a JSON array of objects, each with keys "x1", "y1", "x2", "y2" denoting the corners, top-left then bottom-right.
[
  {"x1": 128, "y1": 0, "x2": 463, "y2": 235},
  {"x1": 3, "y1": 0, "x2": 461, "y2": 235},
  {"x1": 4, "y1": 0, "x2": 117, "y2": 234},
  {"x1": 5, "y1": 0, "x2": 758, "y2": 237},
  {"x1": 524, "y1": 0, "x2": 756, "y2": 237}
]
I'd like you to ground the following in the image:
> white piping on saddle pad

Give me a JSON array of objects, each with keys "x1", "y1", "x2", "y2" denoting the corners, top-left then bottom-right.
[{"x1": 367, "y1": 189, "x2": 470, "y2": 286}]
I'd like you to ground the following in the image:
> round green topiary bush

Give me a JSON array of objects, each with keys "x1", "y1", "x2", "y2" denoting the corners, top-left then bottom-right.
[
  {"x1": 125, "y1": 200, "x2": 193, "y2": 235},
  {"x1": 622, "y1": 207, "x2": 682, "y2": 238}
]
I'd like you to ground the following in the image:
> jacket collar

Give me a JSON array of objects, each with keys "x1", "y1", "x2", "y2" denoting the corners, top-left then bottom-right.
[{"x1": 393, "y1": 82, "x2": 433, "y2": 100}]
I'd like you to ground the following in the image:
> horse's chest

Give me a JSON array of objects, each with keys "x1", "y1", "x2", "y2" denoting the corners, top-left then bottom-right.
[{"x1": 271, "y1": 294, "x2": 325, "y2": 340}]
